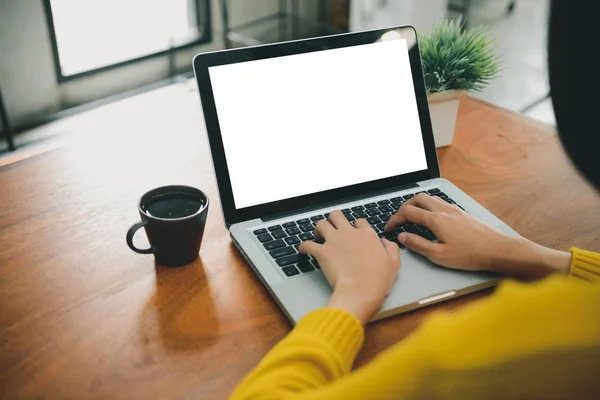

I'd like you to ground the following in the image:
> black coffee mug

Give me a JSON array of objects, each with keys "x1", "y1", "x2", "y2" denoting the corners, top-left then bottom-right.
[{"x1": 127, "y1": 185, "x2": 209, "y2": 267}]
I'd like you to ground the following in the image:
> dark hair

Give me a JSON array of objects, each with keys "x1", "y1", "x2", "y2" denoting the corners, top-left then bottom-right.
[{"x1": 549, "y1": 0, "x2": 600, "y2": 190}]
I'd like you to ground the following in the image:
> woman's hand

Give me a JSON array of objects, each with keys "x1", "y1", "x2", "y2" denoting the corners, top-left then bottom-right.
[
  {"x1": 299, "y1": 210, "x2": 400, "y2": 325},
  {"x1": 385, "y1": 193, "x2": 571, "y2": 279}
]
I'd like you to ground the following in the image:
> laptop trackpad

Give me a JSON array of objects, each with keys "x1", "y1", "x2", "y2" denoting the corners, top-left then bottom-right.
[{"x1": 381, "y1": 251, "x2": 498, "y2": 312}]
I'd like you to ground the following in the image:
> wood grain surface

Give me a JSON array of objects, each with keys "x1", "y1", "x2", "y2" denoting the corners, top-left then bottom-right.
[{"x1": 1, "y1": 90, "x2": 599, "y2": 400}]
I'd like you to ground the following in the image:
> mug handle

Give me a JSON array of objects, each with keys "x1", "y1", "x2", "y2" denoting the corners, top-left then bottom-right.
[{"x1": 126, "y1": 220, "x2": 154, "y2": 254}]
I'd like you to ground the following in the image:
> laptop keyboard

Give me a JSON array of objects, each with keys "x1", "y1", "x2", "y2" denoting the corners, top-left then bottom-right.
[{"x1": 252, "y1": 189, "x2": 464, "y2": 278}]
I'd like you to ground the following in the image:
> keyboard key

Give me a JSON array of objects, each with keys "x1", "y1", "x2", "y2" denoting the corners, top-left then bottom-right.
[
  {"x1": 364, "y1": 203, "x2": 378, "y2": 208},
  {"x1": 378, "y1": 205, "x2": 393, "y2": 213},
  {"x1": 341, "y1": 208, "x2": 352, "y2": 214},
  {"x1": 366, "y1": 208, "x2": 380, "y2": 216},
  {"x1": 404, "y1": 224, "x2": 421, "y2": 234},
  {"x1": 376, "y1": 223, "x2": 387, "y2": 231},
  {"x1": 391, "y1": 227, "x2": 406, "y2": 238},
  {"x1": 310, "y1": 215, "x2": 325, "y2": 222},
  {"x1": 377, "y1": 199, "x2": 390, "y2": 205},
  {"x1": 263, "y1": 239, "x2": 286, "y2": 251},
  {"x1": 390, "y1": 196, "x2": 403, "y2": 202},
  {"x1": 390, "y1": 202, "x2": 402, "y2": 211},
  {"x1": 297, "y1": 261, "x2": 315, "y2": 273},
  {"x1": 371, "y1": 225, "x2": 381, "y2": 233},
  {"x1": 276, "y1": 253, "x2": 310, "y2": 267},
  {"x1": 379, "y1": 213, "x2": 392, "y2": 222},
  {"x1": 415, "y1": 191, "x2": 426, "y2": 195},
  {"x1": 268, "y1": 225, "x2": 282, "y2": 231},
  {"x1": 378, "y1": 232, "x2": 386, "y2": 238},
  {"x1": 282, "y1": 221, "x2": 297, "y2": 228},
  {"x1": 299, "y1": 223, "x2": 314, "y2": 232},
  {"x1": 324, "y1": 213, "x2": 330, "y2": 218},
  {"x1": 403, "y1": 194, "x2": 415, "y2": 200},
  {"x1": 282, "y1": 265, "x2": 300, "y2": 277},
  {"x1": 427, "y1": 188, "x2": 441, "y2": 194},
  {"x1": 345, "y1": 214, "x2": 355, "y2": 222},
  {"x1": 272, "y1": 230, "x2": 287, "y2": 239},
  {"x1": 253, "y1": 228, "x2": 268, "y2": 235},
  {"x1": 270, "y1": 246, "x2": 296, "y2": 259},
  {"x1": 311, "y1": 259, "x2": 321, "y2": 269},
  {"x1": 367, "y1": 216, "x2": 381, "y2": 225},
  {"x1": 256, "y1": 233, "x2": 273, "y2": 243},
  {"x1": 351, "y1": 206, "x2": 365, "y2": 211},
  {"x1": 353, "y1": 210, "x2": 368, "y2": 219},
  {"x1": 285, "y1": 236, "x2": 301, "y2": 245},
  {"x1": 296, "y1": 218, "x2": 310, "y2": 225},
  {"x1": 299, "y1": 232, "x2": 314, "y2": 241},
  {"x1": 286, "y1": 227, "x2": 301, "y2": 235}
]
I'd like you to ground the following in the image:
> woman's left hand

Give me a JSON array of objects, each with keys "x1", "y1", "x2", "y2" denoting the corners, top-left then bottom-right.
[{"x1": 299, "y1": 210, "x2": 401, "y2": 325}]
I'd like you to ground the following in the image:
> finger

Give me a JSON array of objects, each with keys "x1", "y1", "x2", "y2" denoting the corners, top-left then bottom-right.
[
  {"x1": 385, "y1": 209, "x2": 407, "y2": 231},
  {"x1": 403, "y1": 193, "x2": 450, "y2": 216},
  {"x1": 385, "y1": 194, "x2": 449, "y2": 231},
  {"x1": 354, "y1": 218, "x2": 370, "y2": 229},
  {"x1": 404, "y1": 193, "x2": 449, "y2": 212},
  {"x1": 314, "y1": 219, "x2": 335, "y2": 242},
  {"x1": 386, "y1": 204, "x2": 435, "y2": 231},
  {"x1": 328, "y1": 210, "x2": 352, "y2": 230},
  {"x1": 381, "y1": 238, "x2": 400, "y2": 262},
  {"x1": 298, "y1": 240, "x2": 323, "y2": 256},
  {"x1": 397, "y1": 232, "x2": 441, "y2": 259}
]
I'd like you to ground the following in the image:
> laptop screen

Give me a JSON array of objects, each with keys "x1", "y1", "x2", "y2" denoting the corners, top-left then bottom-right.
[{"x1": 208, "y1": 38, "x2": 428, "y2": 210}]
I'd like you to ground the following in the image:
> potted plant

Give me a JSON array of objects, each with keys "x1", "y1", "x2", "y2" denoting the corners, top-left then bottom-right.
[{"x1": 420, "y1": 18, "x2": 501, "y2": 147}]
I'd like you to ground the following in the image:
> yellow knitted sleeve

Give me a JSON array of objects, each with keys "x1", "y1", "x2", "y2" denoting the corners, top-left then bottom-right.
[
  {"x1": 569, "y1": 247, "x2": 600, "y2": 283},
  {"x1": 230, "y1": 250, "x2": 600, "y2": 400}
]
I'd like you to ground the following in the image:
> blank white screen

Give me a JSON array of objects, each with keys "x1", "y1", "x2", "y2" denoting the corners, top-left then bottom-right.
[{"x1": 208, "y1": 39, "x2": 428, "y2": 209}]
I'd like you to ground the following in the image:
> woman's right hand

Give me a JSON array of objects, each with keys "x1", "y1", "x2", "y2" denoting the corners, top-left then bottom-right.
[{"x1": 384, "y1": 193, "x2": 572, "y2": 279}]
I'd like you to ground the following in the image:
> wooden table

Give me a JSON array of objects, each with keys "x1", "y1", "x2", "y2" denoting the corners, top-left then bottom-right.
[{"x1": 1, "y1": 90, "x2": 600, "y2": 399}]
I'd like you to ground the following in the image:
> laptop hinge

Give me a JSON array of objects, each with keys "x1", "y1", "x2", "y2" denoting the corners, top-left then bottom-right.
[{"x1": 261, "y1": 183, "x2": 419, "y2": 223}]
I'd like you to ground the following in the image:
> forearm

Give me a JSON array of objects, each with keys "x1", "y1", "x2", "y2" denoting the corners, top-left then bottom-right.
[
  {"x1": 489, "y1": 237, "x2": 572, "y2": 280},
  {"x1": 325, "y1": 283, "x2": 383, "y2": 326}
]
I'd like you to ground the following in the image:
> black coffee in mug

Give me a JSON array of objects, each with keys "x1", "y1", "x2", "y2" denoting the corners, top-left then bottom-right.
[
  {"x1": 127, "y1": 185, "x2": 209, "y2": 267},
  {"x1": 144, "y1": 193, "x2": 204, "y2": 219}
]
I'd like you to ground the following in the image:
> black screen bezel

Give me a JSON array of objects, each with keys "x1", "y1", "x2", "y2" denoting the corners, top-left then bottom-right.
[{"x1": 193, "y1": 26, "x2": 440, "y2": 225}]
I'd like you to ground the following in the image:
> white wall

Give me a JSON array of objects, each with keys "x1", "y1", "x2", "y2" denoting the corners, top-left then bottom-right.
[
  {"x1": 349, "y1": 0, "x2": 446, "y2": 35},
  {"x1": 0, "y1": 0, "x2": 317, "y2": 130}
]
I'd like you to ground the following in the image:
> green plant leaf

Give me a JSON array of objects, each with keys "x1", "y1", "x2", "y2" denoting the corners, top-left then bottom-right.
[{"x1": 419, "y1": 17, "x2": 501, "y2": 93}]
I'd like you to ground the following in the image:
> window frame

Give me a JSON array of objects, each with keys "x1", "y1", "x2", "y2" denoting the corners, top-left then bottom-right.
[{"x1": 42, "y1": 0, "x2": 212, "y2": 82}]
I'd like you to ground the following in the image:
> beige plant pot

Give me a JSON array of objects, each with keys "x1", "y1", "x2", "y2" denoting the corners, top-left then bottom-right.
[{"x1": 427, "y1": 90, "x2": 468, "y2": 148}]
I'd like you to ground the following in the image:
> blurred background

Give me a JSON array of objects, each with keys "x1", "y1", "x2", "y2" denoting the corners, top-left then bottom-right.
[{"x1": 0, "y1": 0, "x2": 552, "y2": 160}]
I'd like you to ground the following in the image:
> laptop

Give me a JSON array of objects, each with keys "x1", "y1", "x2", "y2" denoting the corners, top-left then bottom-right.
[{"x1": 193, "y1": 26, "x2": 518, "y2": 324}]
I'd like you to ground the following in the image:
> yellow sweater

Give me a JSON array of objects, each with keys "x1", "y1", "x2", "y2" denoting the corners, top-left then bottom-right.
[{"x1": 231, "y1": 248, "x2": 600, "y2": 399}]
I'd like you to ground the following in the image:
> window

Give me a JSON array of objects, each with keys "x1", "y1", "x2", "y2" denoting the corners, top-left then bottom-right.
[{"x1": 44, "y1": 0, "x2": 210, "y2": 80}]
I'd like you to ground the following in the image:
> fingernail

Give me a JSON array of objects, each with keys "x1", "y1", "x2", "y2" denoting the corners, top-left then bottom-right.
[{"x1": 398, "y1": 232, "x2": 407, "y2": 244}]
